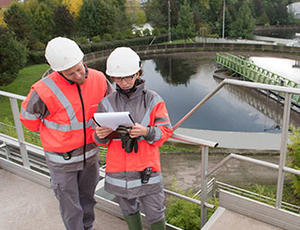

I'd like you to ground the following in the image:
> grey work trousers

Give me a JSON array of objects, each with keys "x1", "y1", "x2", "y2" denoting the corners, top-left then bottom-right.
[
  {"x1": 49, "y1": 161, "x2": 99, "y2": 230},
  {"x1": 116, "y1": 190, "x2": 165, "y2": 224}
]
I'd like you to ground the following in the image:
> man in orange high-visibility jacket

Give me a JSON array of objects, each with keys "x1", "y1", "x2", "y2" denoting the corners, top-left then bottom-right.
[
  {"x1": 93, "y1": 47, "x2": 173, "y2": 230},
  {"x1": 19, "y1": 37, "x2": 113, "y2": 230}
]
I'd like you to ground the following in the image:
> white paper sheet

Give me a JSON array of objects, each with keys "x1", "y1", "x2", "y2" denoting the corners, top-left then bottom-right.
[{"x1": 93, "y1": 112, "x2": 135, "y2": 130}]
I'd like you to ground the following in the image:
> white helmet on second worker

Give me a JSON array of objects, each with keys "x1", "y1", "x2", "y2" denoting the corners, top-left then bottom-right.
[
  {"x1": 106, "y1": 47, "x2": 141, "y2": 77},
  {"x1": 45, "y1": 37, "x2": 84, "y2": 71}
]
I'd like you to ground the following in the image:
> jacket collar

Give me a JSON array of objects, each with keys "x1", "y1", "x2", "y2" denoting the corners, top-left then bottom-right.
[{"x1": 117, "y1": 79, "x2": 146, "y2": 99}]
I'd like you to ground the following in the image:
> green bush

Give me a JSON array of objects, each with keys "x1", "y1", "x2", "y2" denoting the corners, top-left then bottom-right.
[
  {"x1": 28, "y1": 50, "x2": 45, "y2": 65},
  {"x1": 103, "y1": 33, "x2": 113, "y2": 41},
  {"x1": 87, "y1": 35, "x2": 168, "y2": 53},
  {"x1": 75, "y1": 36, "x2": 89, "y2": 44},
  {"x1": 143, "y1": 28, "x2": 151, "y2": 36},
  {"x1": 91, "y1": 35, "x2": 101, "y2": 43},
  {"x1": 165, "y1": 180, "x2": 218, "y2": 230},
  {"x1": 30, "y1": 40, "x2": 45, "y2": 51},
  {"x1": 0, "y1": 26, "x2": 28, "y2": 85},
  {"x1": 113, "y1": 31, "x2": 124, "y2": 40},
  {"x1": 288, "y1": 126, "x2": 300, "y2": 199}
]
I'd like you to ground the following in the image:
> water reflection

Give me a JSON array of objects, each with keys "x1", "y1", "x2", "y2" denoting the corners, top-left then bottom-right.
[
  {"x1": 153, "y1": 56, "x2": 198, "y2": 86},
  {"x1": 91, "y1": 52, "x2": 300, "y2": 132},
  {"x1": 214, "y1": 78, "x2": 300, "y2": 130}
]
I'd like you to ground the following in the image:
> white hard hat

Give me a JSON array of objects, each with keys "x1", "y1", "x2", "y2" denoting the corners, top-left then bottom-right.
[
  {"x1": 45, "y1": 37, "x2": 84, "y2": 71},
  {"x1": 106, "y1": 47, "x2": 141, "y2": 77}
]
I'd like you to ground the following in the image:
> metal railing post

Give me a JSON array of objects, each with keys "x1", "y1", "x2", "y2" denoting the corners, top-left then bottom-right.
[
  {"x1": 9, "y1": 97, "x2": 30, "y2": 168},
  {"x1": 201, "y1": 146, "x2": 209, "y2": 227},
  {"x1": 275, "y1": 93, "x2": 291, "y2": 208}
]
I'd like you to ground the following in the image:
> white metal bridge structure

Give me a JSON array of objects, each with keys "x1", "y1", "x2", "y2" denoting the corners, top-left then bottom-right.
[{"x1": 1, "y1": 76, "x2": 300, "y2": 229}]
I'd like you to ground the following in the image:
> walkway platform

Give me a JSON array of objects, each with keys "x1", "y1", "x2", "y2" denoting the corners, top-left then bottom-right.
[
  {"x1": 175, "y1": 128, "x2": 281, "y2": 152},
  {"x1": 202, "y1": 190, "x2": 300, "y2": 230},
  {"x1": 0, "y1": 169, "x2": 127, "y2": 230}
]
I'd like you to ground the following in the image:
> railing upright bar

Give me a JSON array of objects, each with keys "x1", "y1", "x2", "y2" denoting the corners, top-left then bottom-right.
[
  {"x1": 276, "y1": 93, "x2": 291, "y2": 208},
  {"x1": 9, "y1": 97, "x2": 30, "y2": 168},
  {"x1": 201, "y1": 146, "x2": 209, "y2": 228}
]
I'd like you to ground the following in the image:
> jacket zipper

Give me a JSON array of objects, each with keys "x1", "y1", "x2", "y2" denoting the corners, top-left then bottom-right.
[{"x1": 77, "y1": 84, "x2": 87, "y2": 167}]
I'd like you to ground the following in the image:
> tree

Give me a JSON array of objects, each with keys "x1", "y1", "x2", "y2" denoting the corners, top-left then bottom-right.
[
  {"x1": 125, "y1": 0, "x2": 146, "y2": 25},
  {"x1": 77, "y1": 0, "x2": 117, "y2": 38},
  {"x1": 0, "y1": 9, "x2": 5, "y2": 26},
  {"x1": 53, "y1": 5, "x2": 75, "y2": 37},
  {"x1": 228, "y1": 1, "x2": 255, "y2": 39},
  {"x1": 28, "y1": 0, "x2": 56, "y2": 43},
  {"x1": 62, "y1": 0, "x2": 83, "y2": 17},
  {"x1": 207, "y1": 0, "x2": 223, "y2": 36},
  {"x1": 176, "y1": 0, "x2": 196, "y2": 40},
  {"x1": 145, "y1": 0, "x2": 167, "y2": 29},
  {"x1": 0, "y1": 27, "x2": 28, "y2": 85},
  {"x1": 111, "y1": 0, "x2": 131, "y2": 33},
  {"x1": 4, "y1": 3, "x2": 33, "y2": 43}
]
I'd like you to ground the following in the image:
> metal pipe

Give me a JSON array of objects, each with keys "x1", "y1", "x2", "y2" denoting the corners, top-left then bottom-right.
[
  {"x1": 0, "y1": 90, "x2": 26, "y2": 100},
  {"x1": 207, "y1": 154, "x2": 232, "y2": 176},
  {"x1": 230, "y1": 153, "x2": 278, "y2": 170},
  {"x1": 164, "y1": 188, "x2": 214, "y2": 209},
  {"x1": 230, "y1": 153, "x2": 300, "y2": 176},
  {"x1": 276, "y1": 93, "x2": 291, "y2": 208},
  {"x1": 171, "y1": 132, "x2": 218, "y2": 148},
  {"x1": 173, "y1": 81, "x2": 225, "y2": 130},
  {"x1": 9, "y1": 98, "x2": 30, "y2": 168},
  {"x1": 223, "y1": 79, "x2": 300, "y2": 94}
]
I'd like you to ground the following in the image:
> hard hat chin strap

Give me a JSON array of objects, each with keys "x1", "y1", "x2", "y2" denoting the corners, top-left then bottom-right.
[
  {"x1": 117, "y1": 78, "x2": 143, "y2": 95},
  {"x1": 58, "y1": 63, "x2": 88, "y2": 85}
]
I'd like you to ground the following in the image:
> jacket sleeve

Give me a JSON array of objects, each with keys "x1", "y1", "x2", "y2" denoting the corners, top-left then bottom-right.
[
  {"x1": 92, "y1": 100, "x2": 112, "y2": 146},
  {"x1": 144, "y1": 100, "x2": 173, "y2": 147},
  {"x1": 105, "y1": 79, "x2": 115, "y2": 96},
  {"x1": 19, "y1": 88, "x2": 49, "y2": 132}
]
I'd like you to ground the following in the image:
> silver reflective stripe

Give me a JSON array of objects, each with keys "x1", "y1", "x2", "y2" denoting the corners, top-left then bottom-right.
[
  {"x1": 46, "y1": 149, "x2": 97, "y2": 164},
  {"x1": 105, "y1": 175, "x2": 162, "y2": 189},
  {"x1": 43, "y1": 77, "x2": 78, "y2": 125},
  {"x1": 21, "y1": 107, "x2": 39, "y2": 120},
  {"x1": 140, "y1": 95, "x2": 163, "y2": 127},
  {"x1": 43, "y1": 118, "x2": 93, "y2": 132},
  {"x1": 156, "y1": 122, "x2": 172, "y2": 129},
  {"x1": 40, "y1": 77, "x2": 93, "y2": 131},
  {"x1": 101, "y1": 97, "x2": 115, "y2": 112},
  {"x1": 105, "y1": 175, "x2": 126, "y2": 187}
]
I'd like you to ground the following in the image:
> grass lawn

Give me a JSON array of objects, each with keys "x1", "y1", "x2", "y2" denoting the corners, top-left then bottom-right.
[{"x1": 0, "y1": 64, "x2": 49, "y2": 121}]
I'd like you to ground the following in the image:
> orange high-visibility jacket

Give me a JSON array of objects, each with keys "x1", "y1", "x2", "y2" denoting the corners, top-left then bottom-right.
[
  {"x1": 20, "y1": 69, "x2": 109, "y2": 153},
  {"x1": 93, "y1": 80, "x2": 173, "y2": 173}
]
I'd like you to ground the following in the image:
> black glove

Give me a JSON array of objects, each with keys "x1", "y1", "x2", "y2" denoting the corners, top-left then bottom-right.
[{"x1": 117, "y1": 126, "x2": 138, "y2": 153}]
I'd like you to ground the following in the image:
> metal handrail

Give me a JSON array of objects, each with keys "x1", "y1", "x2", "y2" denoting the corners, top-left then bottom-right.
[{"x1": 1, "y1": 77, "x2": 300, "y2": 228}]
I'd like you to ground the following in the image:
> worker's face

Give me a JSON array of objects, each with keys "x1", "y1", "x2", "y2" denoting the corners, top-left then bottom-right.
[
  {"x1": 61, "y1": 61, "x2": 86, "y2": 85},
  {"x1": 111, "y1": 72, "x2": 139, "y2": 90}
]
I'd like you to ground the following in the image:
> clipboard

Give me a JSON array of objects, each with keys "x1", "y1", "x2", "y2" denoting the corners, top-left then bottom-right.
[{"x1": 93, "y1": 112, "x2": 135, "y2": 130}]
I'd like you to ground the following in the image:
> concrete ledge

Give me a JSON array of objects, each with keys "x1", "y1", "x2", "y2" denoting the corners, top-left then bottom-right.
[{"x1": 219, "y1": 190, "x2": 300, "y2": 230}]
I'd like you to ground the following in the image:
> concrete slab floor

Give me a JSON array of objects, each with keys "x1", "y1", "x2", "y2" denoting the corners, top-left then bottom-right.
[
  {"x1": 0, "y1": 168, "x2": 127, "y2": 230},
  {"x1": 204, "y1": 208, "x2": 284, "y2": 230}
]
